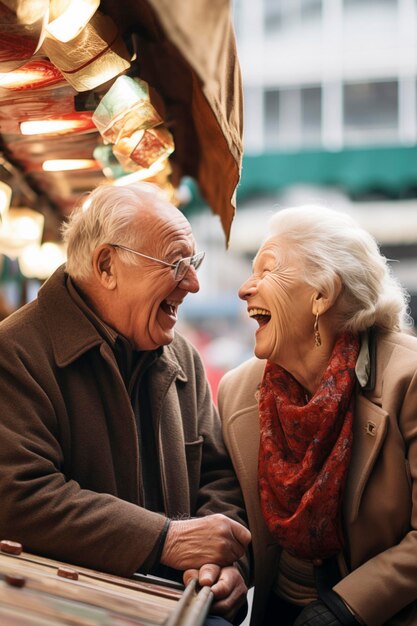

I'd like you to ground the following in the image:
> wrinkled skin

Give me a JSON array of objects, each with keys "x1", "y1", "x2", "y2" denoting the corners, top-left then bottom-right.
[
  {"x1": 82, "y1": 201, "x2": 200, "y2": 351},
  {"x1": 239, "y1": 237, "x2": 317, "y2": 367}
]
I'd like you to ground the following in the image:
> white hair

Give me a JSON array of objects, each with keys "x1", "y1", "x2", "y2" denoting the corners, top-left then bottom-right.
[
  {"x1": 266, "y1": 205, "x2": 412, "y2": 332},
  {"x1": 62, "y1": 182, "x2": 168, "y2": 280}
]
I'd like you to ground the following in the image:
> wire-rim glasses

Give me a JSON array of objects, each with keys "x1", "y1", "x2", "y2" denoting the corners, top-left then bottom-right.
[{"x1": 109, "y1": 243, "x2": 205, "y2": 282}]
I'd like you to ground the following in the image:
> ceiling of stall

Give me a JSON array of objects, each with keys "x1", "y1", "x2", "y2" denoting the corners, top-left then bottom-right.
[{"x1": 0, "y1": 0, "x2": 243, "y2": 243}]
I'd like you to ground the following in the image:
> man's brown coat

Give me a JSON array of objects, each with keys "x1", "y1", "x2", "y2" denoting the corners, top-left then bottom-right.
[{"x1": 0, "y1": 267, "x2": 246, "y2": 577}]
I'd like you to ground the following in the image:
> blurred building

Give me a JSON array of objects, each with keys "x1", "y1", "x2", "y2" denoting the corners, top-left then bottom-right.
[
  {"x1": 235, "y1": 0, "x2": 417, "y2": 157},
  {"x1": 231, "y1": 0, "x2": 417, "y2": 319},
  {"x1": 181, "y1": 0, "x2": 417, "y2": 384}
]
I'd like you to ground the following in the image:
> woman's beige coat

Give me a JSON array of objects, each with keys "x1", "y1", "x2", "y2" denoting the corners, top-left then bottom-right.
[{"x1": 218, "y1": 330, "x2": 417, "y2": 626}]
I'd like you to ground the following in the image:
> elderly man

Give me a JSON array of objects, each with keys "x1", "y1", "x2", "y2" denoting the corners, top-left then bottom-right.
[{"x1": 0, "y1": 183, "x2": 250, "y2": 624}]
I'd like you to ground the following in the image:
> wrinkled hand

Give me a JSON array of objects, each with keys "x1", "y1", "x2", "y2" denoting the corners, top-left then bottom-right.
[
  {"x1": 183, "y1": 564, "x2": 248, "y2": 621},
  {"x1": 294, "y1": 601, "x2": 342, "y2": 626},
  {"x1": 161, "y1": 514, "x2": 251, "y2": 570}
]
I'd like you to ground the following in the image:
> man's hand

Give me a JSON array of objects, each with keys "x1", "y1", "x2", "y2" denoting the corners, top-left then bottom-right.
[
  {"x1": 183, "y1": 564, "x2": 248, "y2": 622},
  {"x1": 160, "y1": 514, "x2": 251, "y2": 570}
]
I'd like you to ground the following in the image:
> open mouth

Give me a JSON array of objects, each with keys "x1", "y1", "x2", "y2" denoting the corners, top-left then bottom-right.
[
  {"x1": 248, "y1": 307, "x2": 271, "y2": 327},
  {"x1": 160, "y1": 299, "x2": 180, "y2": 319}
]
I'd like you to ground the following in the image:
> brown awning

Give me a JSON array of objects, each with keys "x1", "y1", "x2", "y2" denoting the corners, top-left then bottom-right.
[{"x1": 0, "y1": 0, "x2": 243, "y2": 243}]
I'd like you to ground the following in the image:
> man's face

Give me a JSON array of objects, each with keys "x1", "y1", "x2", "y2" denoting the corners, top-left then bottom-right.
[
  {"x1": 239, "y1": 237, "x2": 315, "y2": 364},
  {"x1": 111, "y1": 205, "x2": 199, "y2": 351}
]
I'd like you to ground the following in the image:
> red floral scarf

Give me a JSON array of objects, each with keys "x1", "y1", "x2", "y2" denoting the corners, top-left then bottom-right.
[{"x1": 258, "y1": 332, "x2": 360, "y2": 560}]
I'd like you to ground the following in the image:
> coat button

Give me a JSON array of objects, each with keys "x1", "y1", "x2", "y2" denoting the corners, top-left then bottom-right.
[
  {"x1": 313, "y1": 558, "x2": 323, "y2": 566},
  {"x1": 365, "y1": 421, "x2": 376, "y2": 436},
  {"x1": 0, "y1": 540, "x2": 23, "y2": 555},
  {"x1": 57, "y1": 567, "x2": 79, "y2": 580}
]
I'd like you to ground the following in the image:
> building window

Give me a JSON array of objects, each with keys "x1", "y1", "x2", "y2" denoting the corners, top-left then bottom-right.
[
  {"x1": 301, "y1": 86, "x2": 322, "y2": 145},
  {"x1": 264, "y1": 0, "x2": 322, "y2": 33},
  {"x1": 344, "y1": 0, "x2": 397, "y2": 7},
  {"x1": 264, "y1": 0, "x2": 283, "y2": 33},
  {"x1": 344, "y1": 81, "x2": 398, "y2": 144},
  {"x1": 264, "y1": 90, "x2": 280, "y2": 148},
  {"x1": 300, "y1": 0, "x2": 322, "y2": 22},
  {"x1": 264, "y1": 86, "x2": 322, "y2": 149}
]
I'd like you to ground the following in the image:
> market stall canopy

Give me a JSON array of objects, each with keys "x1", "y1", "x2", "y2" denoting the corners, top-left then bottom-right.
[{"x1": 0, "y1": 0, "x2": 243, "y2": 244}]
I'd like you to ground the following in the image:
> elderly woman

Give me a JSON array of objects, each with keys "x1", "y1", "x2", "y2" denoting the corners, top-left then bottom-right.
[{"x1": 218, "y1": 205, "x2": 417, "y2": 626}]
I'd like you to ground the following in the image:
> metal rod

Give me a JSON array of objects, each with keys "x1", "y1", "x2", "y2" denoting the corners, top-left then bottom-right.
[{"x1": 165, "y1": 578, "x2": 213, "y2": 626}]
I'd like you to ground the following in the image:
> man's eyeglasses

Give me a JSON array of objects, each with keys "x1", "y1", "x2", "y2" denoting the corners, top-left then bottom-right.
[{"x1": 110, "y1": 243, "x2": 205, "y2": 282}]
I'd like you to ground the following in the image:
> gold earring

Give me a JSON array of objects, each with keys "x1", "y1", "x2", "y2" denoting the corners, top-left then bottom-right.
[{"x1": 314, "y1": 312, "x2": 321, "y2": 347}]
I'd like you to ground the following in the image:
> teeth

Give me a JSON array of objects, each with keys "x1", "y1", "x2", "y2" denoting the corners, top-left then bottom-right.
[
  {"x1": 166, "y1": 300, "x2": 179, "y2": 307},
  {"x1": 248, "y1": 308, "x2": 271, "y2": 317}
]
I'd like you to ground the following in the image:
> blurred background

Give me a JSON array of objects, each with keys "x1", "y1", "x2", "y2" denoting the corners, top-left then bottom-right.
[
  {"x1": 1, "y1": 0, "x2": 417, "y2": 403},
  {"x1": 177, "y1": 0, "x2": 417, "y2": 401}
]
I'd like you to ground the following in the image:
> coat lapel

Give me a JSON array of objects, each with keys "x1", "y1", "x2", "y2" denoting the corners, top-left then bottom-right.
[
  {"x1": 147, "y1": 348, "x2": 190, "y2": 517},
  {"x1": 344, "y1": 393, "x2": 389, "y2": 523}
]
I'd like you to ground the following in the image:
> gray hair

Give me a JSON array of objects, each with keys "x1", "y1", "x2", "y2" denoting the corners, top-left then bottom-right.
[
  {"x1": 266, "y1": 205, "x2": 412, "y2": 332},
  {"x1": 62, "y1": 182, "x2": 167, "y2": 280}
]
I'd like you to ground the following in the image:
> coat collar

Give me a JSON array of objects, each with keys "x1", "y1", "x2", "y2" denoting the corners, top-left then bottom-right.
[
  {"x1": 38, "y1": 265, "x2": 187, "y2": 382},
  {"x1": 38, "y1": 266, "x2": 103, "y2": 367}
]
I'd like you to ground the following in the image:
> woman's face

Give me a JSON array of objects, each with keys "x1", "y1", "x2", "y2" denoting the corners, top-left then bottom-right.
[{"x1": 239, "y1": 237, "x2": 317, "y2": 364}]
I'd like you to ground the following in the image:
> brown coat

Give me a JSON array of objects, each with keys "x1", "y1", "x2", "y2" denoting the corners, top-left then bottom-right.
[
  {"x1": 219, "y1": 330, "x2": 417, "y2": 626},
  {"x1": 0, "y1": 267, "x2": 247, "y2": 577}
]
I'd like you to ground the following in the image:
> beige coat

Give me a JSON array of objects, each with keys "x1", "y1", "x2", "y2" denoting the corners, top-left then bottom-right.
[{"x1": 218, "y1": 330, "x2": 417, "y2": 626}]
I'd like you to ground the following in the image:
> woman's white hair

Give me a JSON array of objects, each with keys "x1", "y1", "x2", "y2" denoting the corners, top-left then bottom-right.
[
  {"x1": 62, "y1": 182, "x2": 167, "y2": 280},
  {"x1": 266, "y1": 205, "x2": 412, "y2": 332}
]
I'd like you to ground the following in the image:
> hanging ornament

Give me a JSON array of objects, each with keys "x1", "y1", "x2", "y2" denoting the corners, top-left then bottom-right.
[
  {"x1": 41, "y1": 11, "x2": 130, "y2": 92},
  {"x1": 92, "y1": 76, "x2": 162, "y2": 144},
  {"x1": 113, "y1": 126, "x2": 174, "y2": 172}
]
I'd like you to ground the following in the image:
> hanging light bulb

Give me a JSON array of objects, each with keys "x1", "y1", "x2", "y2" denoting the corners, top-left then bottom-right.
[
  {"x1": 0, "y1": 59, "x2": 64, "y2": 90},
  {"x1": 18, "y1": 241, "x2": 67, "y2": 279},
  {"x1": 46, "y1": 0, "x2": 100, "y2": 43},
  {"x1": 0, "y1": 207, "x2": 44, "y2": 259},
  {"x1": 20, "y1": 112, "x2": 95, "y2": 136},
  {"x1": 0, "y1": 181, "x2": 12, "y2": 220},
  {"x1": 42, "y1": 159, "x2": 99, "y2": 171}
]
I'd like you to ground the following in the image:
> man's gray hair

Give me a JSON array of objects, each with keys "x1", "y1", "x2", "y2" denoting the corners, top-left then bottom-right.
[
  {"x1": 62, "y1": 182, "x2": 165, "y2": 280},
  {"x1": 266, "y1": 205, "x2": 412, "y2": 332}
]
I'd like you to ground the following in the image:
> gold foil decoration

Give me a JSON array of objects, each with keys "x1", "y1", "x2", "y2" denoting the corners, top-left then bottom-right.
[
  {"x1": 92, "y1": 76, "x2": 162, "y2": 144},
  {"x1": 113, "y1": 126, "x2": 174, "y2": 172},
  {"x1": 42, "y1": 11, "x2": 130, "y2": 92}
]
